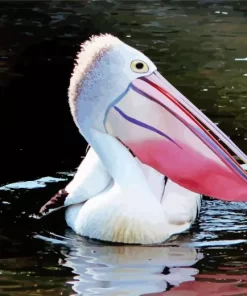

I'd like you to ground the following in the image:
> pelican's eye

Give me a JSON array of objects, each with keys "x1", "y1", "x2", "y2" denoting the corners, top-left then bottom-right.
[{"x1": 130, "y1": 60, "x2": 149, "y2": 73}]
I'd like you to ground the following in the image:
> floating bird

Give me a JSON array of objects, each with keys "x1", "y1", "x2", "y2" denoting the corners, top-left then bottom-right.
[{"x1": 39, "y1": 34, "x2": 247, "y2": 244}]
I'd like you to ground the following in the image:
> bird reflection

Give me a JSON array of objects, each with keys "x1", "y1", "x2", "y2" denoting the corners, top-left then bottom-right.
[{"x1": 57, "y1": 234, "x2": 203, "y2": 296}]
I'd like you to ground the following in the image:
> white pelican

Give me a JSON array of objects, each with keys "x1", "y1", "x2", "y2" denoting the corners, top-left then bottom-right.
[{"x1": 39, "y1": 34, "x2": 247, "y2": 244}]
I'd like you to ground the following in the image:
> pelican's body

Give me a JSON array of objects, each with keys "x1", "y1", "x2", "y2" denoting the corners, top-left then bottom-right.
[
  {"x1": 39, "y1": 34, "x2": 247, "y2": 244},
  {"x1": 65, "y1": 145, "x2": 201, "y2": 244}
]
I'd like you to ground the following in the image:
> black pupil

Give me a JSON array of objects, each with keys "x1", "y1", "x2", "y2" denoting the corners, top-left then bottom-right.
[{"x1": 136, "y1": 62, "x2": 144, "y2": 69}]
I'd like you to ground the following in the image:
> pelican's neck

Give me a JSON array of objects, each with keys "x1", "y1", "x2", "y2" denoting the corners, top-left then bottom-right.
[{"x1": 84, "y1": 128, "x2": 149, "y2": 190}]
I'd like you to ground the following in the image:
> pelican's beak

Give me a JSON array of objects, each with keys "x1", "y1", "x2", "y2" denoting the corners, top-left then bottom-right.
[{"x1": 105, "y1": 71, "x2": 247, "y2": 201}]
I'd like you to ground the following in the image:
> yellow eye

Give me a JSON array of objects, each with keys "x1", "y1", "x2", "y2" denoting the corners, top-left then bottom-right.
[{"x1": 130, "y1": 60, "x2": 149, "y2": 73}]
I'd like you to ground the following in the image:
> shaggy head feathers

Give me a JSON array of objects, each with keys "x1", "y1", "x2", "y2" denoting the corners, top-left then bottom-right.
[{"x1": 68, "y1": 34, "x2": 122, "y2": 110}]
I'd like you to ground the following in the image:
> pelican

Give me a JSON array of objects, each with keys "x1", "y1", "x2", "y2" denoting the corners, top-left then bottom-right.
[{"x1": 39, "y1": 34, "x2": 247, "y2": 244}]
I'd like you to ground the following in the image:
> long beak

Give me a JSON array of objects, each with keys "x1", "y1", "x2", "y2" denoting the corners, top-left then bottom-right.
[{"x1": 105, "y1": 71, "x2": 247, "y2": 201}]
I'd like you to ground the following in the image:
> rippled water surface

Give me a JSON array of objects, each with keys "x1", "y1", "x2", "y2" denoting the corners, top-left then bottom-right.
[{"x1": 1, "y1": 1, "x2": 247, "y2": 295}]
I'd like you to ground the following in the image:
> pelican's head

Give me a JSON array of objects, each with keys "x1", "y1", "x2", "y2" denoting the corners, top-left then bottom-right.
[
  {"x1": 69, "y1": 34, "x2": 156, "y2": 133},
  {"x1": 69, "y1": 34, "x2": 247, "y2": 201}
]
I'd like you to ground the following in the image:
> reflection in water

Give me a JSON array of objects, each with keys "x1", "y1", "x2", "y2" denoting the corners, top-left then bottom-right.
[
  {"x1": 162, "y1": 270, "x2": 247, "y2": 296},
  {"x1": 36, "y1": 232, "x2": 247, "y2": 296},
  {"x1": 55, "y1": 236, "x2": 203, "y2": 295}
]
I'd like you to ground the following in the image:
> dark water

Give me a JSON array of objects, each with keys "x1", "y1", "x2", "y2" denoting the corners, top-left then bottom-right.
[{"x1": 1, "y1": 0, "x2": 247, "y2": 295}]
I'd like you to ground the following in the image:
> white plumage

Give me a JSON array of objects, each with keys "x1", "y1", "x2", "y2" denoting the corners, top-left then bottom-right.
[
  {"x1": 49, "y1": 34, "x2": 203, "y2": 244},
  {"x1": 65, "y1": 144, "x2": 201, "y2": 244}
]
